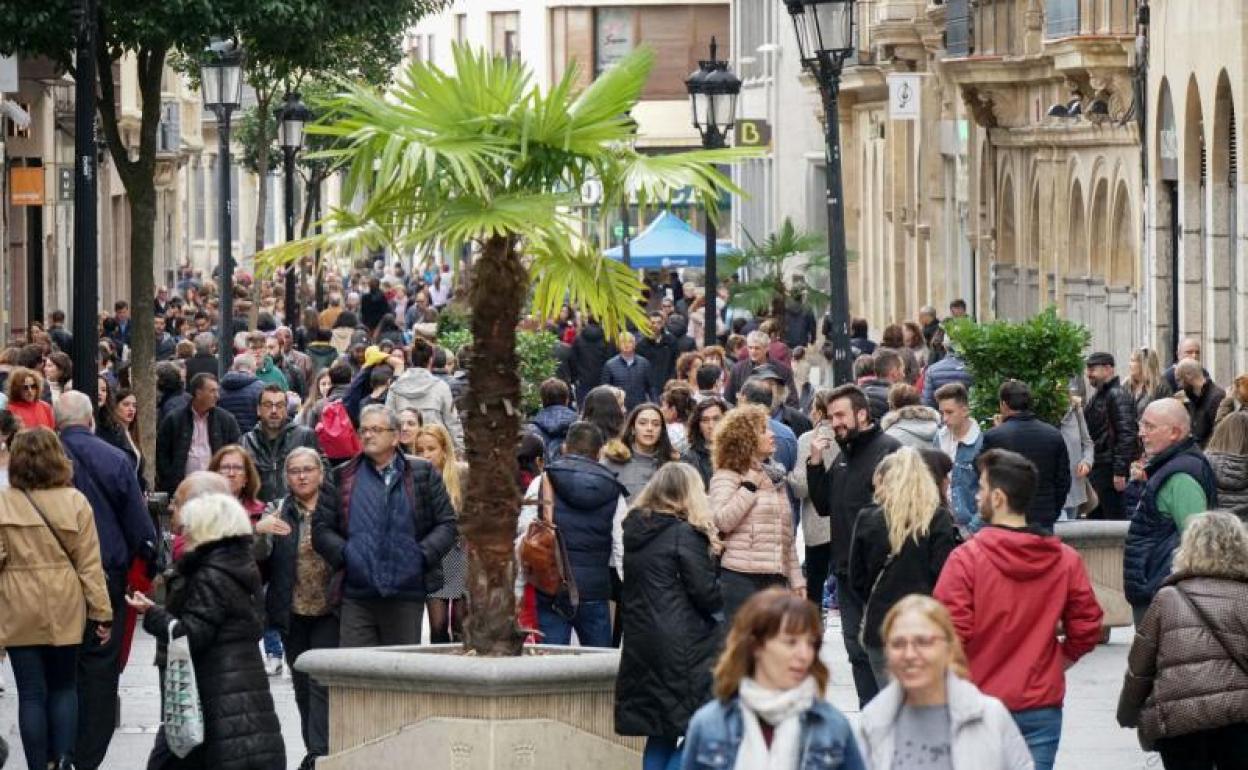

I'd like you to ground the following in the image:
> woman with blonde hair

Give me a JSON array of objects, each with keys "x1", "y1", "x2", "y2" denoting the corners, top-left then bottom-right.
[
  {"x1": 848, "y1": 446, "x2": 961, "y2": 687},
  {"x1": 681, "y1": 589, "x2": 867, "y2": 770},
  {"x1": 1204, "y1": 411, "x2": 1248, "y2": 522},
  {"x1": 855, "y1": 595, "x2": 1034, "y2": 770},
  {"x1": 1118, "y1": 511, "x2": 1248, "y2": 767},
  {"x1": 1124, "y1": 346, "x2": 1172, "y2": 417},
  {"x1": 615, "y1": 463, "x2": 723, "y2": 770},
  {"x1": 414, "y1": 423, "x2": 468, "y2": 643},
  {"x1": 709, "y1": 404, "x2": 804, "y2": 621}
]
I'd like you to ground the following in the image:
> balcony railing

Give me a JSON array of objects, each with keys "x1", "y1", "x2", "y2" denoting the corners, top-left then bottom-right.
[
  {"x1": 1046, "y1": 0, "x2": 1080, "y2": 38},
  {"x1": 1046, "y1": 0, "x2": 1137, "y2": 39},
  {"x1": 945, "y1": 0, "x2": 972, "y2": 56}
]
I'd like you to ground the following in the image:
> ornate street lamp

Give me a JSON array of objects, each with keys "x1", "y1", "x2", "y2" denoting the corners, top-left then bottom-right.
[
  {"x1": 784, "y1": 0, "x2": 856, "y2": 385},
  {"x1": 201, "y1": 39, "x2": 245, "y2": 375},
  {"x1": 277, "y1": 91, "x2": 312, "y2": 325},
  {"x1": 686, "y1": 38, "x2": 740, "y2": 347}
]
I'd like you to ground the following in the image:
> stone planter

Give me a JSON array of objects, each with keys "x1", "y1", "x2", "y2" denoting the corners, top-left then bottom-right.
[
  {"x1": 296, "y1": 645, "x2": 642, "y2": 769},
  {"x1": 1055, "y1": 520, "x2": 1132, "y2": 627}
]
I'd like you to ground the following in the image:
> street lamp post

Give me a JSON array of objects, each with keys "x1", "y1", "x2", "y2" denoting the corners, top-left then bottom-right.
[
  {"x1": 685, "y1": 38, "x2": 740, "y2": 348},
  {"x1": 201, "y1": 40, "x2": 245, "y2": 376},
  {"x1": 277, "y1": 91, "x2": 311, "y2": 326},
  {"x1": 785, "y1": 0, "x2": 856, "y2": 385},
  {"x1": 70, "y1": 0, "x2": 99, "y2": 398}
]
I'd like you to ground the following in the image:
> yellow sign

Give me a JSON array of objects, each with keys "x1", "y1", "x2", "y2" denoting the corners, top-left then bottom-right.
[
  {"x1": 10, "y1": 166, "x2": 43, "y2": 206},
  {"x1": 735, "y1": 119, "x2": 772, "y2": 148}
]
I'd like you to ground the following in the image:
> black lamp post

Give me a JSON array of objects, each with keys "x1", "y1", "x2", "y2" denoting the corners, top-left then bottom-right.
[
  {"x1": 201, "y1": 39, "x2": 245, "y2": 376},
  {"x1": 70, "y1": 0, "x2": 99, "y2": 398},
  {"x1": 685, "y1": 37, "x2": 740, "y2": 347},
  {"x1": 785, "y1": 0, "x2": 856, "y2": 385},
  {"x1": 277, "y1": 91, "x2": 311, "y2": 326}
]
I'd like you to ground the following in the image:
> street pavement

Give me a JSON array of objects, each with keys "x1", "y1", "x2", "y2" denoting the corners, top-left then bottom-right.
[{"x1": 0, "y1": 619, "x2": 1153, "y2": 769}]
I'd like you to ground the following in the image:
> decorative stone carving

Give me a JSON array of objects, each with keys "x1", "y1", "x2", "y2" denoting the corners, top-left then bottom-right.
[{"x1": 962, "y1": 85, "x2": 1026, "y2": 129}]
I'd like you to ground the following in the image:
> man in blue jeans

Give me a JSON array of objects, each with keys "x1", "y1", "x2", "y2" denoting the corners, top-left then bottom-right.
[{"x1": 525, "y1": 421, "x2": 627, "y2": 647}]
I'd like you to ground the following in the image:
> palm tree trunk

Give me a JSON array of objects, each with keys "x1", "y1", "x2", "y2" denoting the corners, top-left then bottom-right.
[{"x1": 460, "y1": 234, "x2": 527, "y2": 656}]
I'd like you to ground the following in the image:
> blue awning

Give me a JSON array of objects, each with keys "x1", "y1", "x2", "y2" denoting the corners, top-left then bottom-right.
[{"x1": 603, "y1": 211, "x2": 734, "y2": 269}]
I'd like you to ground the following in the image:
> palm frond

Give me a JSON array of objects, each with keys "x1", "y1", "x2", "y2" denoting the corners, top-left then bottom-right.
[{"x1": 528, "y1": 239, "x2": 649, "y2": 339}]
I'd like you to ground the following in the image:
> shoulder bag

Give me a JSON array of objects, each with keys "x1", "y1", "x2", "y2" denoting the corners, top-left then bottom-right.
[
  {"x1": 1174, "y1": 584, "x2": 1248, "y2": 678},
  {"x1": 518, "y1": 474, "x2": 580, "y2": 616},
  {"x1": 20, "y1": 489, "x2": 74, "y2": 564}
]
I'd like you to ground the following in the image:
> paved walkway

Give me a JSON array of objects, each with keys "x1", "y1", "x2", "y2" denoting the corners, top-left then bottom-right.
[{"x1": 1, "y1": 621, "x2": 1153, "y2": 769}]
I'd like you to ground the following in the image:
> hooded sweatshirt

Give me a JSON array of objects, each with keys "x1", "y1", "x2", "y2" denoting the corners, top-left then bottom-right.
[
  {"x1": 385, "y1": 367, "x2": 464, "y2": 452},
  {"x1": 933, "y1": 526, "x2": 1104, "y2": 712},
  {"x1": 880, "y1": 405, "x2": 941, "y2": 449}
]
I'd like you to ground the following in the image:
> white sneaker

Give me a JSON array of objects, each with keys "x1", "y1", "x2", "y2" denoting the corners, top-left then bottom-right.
[{"x1": 265, "y1": 654, "x2": 284, "y2": 677}]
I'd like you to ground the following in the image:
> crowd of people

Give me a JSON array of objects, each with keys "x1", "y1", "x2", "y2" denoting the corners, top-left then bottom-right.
[{"x1": 0, "y1": 261, "x2": 1244, "y2": 770}]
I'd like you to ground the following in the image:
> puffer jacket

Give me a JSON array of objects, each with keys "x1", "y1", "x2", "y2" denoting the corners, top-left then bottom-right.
[
  {"x1": 708, "y1": 467, "x2": 803, "y2": 590},
  {"x1": 615, "y1": 510, "x2": 722, "y2": 739},
  {"x1": 881, "y1": 405, "x2": 941, "y2": 449},
  {"x1": 219, "y1": 371, "x2": 266, "y2": 434},
  {"x1": 858, "y1": 377, "x2": 892, "y2": 422},
  {"x1": 1118, "y1": 574, "x2": 1248, "y2": 749},
  {"x1": 856, "y1": 672, "x2": 1034, "y2": 770},
  {"x1": 1084, "y1": 376, "x2": 1138, "y2": 477},
  {"x1": 528, "y1": 404, "x2": 578, "y2": 460},
  {"x1": 141, "y1": 536, "x2": 285, "y2": 770},
  {"x1": 385, "y1": 368, "x2": 464, "y2": 452},
  {"x1": 601, "y1": 440, "x2": 668, "y2": 502},
  {"x1": 921, "y1": 353, "x2": 974, "y2": 407},
  {"x1": 1206, "y1": 451, "x2": 1248, "y2": 521}
]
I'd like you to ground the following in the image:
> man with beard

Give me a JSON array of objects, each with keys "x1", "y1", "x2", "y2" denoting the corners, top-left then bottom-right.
[
  {"x1": 806, "y1": 384, "x2": 900, "y2": 706},
  {"x1": 935, "y1": 449, "x2": 1103, "y2": 770},
  {"x1": 1083, "y1": 352, "x2": 1138, "y2": 518}
]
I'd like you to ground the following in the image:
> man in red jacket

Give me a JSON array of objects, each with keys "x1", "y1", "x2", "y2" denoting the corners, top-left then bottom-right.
[{"x1": 935, "y1": 448, "x2": 1103, "y2": 770}]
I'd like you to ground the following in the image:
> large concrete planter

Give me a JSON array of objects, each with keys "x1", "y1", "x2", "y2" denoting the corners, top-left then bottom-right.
[
  {"x1": 297, "y1": 645, "x2": 642, "y2": 769},
  {"x1": 1055, "y1": 520, "x2": 1132, "y2": 627}
]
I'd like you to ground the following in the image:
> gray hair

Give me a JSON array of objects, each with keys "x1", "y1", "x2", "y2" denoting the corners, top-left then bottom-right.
[
  {"x1": 284, "y1": 446, "x2": 323, "y2": 474},
  {"x1": 232, "y1": 353, "x2": 256, "y2": 374},
  {"x1": 746, "y1": 330, "x2": 769, "y2": 347},
  {"x1": 194, "y1": 332, "x2": 217, "y2": 356},
  {"x1": 54, "y1": 391, "x2": 94, "y2": 429},
  {"x1": 177, "y1": 471, "x2": 232, "y2": 504},
  {"x1": 359, "y1": 404, "x2": 400, "y2": 432},
  {"x1": 1173, "y1": 510, "x2": 1248, "y2": 579},
  {"x1": 180, "y1": 493, "x2": 254, "y2": 550}
]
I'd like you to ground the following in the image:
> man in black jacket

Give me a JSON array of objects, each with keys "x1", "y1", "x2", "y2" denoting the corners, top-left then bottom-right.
[
  {"x1": 155, "y1": 373, "x2": 242, "y2": 493},
  {"x1": 978, "y1": 380, "x2": 1070, "y2": 531},
  {"x1": 1084, "y1": 352, "x2": 1138, "y2": 519},
  {"x1": 242, "y1": 384, "x2": 323, "y2": 504},
  {"x1": 807, "y1": 384, "x2": 900, "y2": 707},
  {"x1": 569, "y1": 318, "x2": 615, "y2": 406},
  {"x1": 1175, "y1": 358, "x2": 1226, "y2": 447},
  {"x1": 637, "y1": 311, "x2": 679, "y2": 394}
]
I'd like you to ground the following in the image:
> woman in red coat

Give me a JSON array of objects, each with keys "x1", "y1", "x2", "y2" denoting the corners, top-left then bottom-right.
[{"x1": 6, "y1": 367, "x2": 54, "y2": 430}]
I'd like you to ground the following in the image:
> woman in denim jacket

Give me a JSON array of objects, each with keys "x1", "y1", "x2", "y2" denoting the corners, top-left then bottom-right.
[{"x1": 682, "y1": 589, "x2": 867, "y2": 770}]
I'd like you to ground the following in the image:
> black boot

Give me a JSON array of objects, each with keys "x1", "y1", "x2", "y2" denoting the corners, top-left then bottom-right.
[{"x1": 55, "y1": 757, "x2": 77, "y2": 770}]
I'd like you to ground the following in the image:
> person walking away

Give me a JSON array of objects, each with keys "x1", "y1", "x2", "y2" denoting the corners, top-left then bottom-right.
[
  {"x1": 855, "y1": 595, "x2": 1034, "y2": 770},
  {"x1": 615, "y1": 464, "x2": 723, "y2": 770},
  {"x1": 681, "y1": 589, "x2": 868, "y2": 770},
  {"x1": 126, "y1": 494, "x2": 286, "y2": 770},
  {"x1": 257, "y1": 448, "x2": 337, "y2": 770},
  {"x1": 569, "y1": 318, "x2": 614, "y2": 406},
  {"x1": 55, "y1": 393, "x2": 157, "y2": 770},
  {"x1": 709, "y1": 405, "x2": 805, "y2": 622},
  {"x1": 385, "y1": 338, "x2": 464, "y2": 452},
  {"x1": 789, "y1": 389, "x2": 837, "y2": 609},
  {"x1": 933, "y1": 383, "x2": 983, "y2": 531},
  {"x1": 978, "y1": 380, "x2": 1070, "y2": 532},
  {"x1": 881, "y1": 384, "x2": 941, "y2": 449},
  {"x1": 218, "y1": 354, "x2": 267, "y2": 434},
  {"x1": 0, "y1": 427, "x2": 113, "y2": 770},
  {"x1": 848, "y1": 447, "x2": 960, "y2": 687},
  {"x1": 934, "y1": 449, "x2": 1104, "y2": 770},
  {"x1": 312, "y1": 405, "x2": 458, "y2": 646},
  {"x1": 528, "y1": 378, "x2": 578, "y2": 461},
  {"x1": 1083, "y1": 352, "x2": 1139, "y2": 519},
  {"x1": 1175, "y1": 359, "x2": 1227, "y2": 448},
  {"x1": 806, "y1": 384, "x2": 901, "y2": 706},
  {"x1": 859, "y1": 350, "x2": 904, "y2": 422},
  {"x1": 1123, "y1": 398, "x2": 1218, "y2": 625},
  {"x1": 1204, "y1": 411, "x2": 1248, "y2": 522},
  {"x1": 413, "y1": 425, "x2": 468, "y2": 644},
  {"x1": 1117, "y1": 511, "x2": 1248, "y2": 769}
]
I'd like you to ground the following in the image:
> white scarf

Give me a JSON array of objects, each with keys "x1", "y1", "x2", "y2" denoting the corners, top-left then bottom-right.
[{"x1": 734, "y1": 676, "x2": 818, "y2": 770}]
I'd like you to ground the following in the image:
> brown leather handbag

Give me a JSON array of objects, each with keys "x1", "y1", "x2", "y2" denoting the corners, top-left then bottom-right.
[{"x1": 519, "y1": 475, "x2": 579, "y2": 609}]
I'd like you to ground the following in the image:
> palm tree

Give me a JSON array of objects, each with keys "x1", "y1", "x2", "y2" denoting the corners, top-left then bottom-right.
[
  {"x1": 258, "y1": 45, "x2": 749, "y2": 656},
  {"x1": 724, "y1": 217, "x2": 829, "y2": 321}
]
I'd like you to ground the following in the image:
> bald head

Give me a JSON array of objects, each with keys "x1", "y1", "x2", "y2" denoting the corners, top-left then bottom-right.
[{"x1": 1141, "y1": 398, "x2": 1192, "y2": 456}]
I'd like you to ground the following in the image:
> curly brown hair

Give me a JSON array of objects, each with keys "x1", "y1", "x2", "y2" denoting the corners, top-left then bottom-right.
[
  {"x1": 9, "y1": 426, "x2": 74, "y2": 490},
  {"x1": 712, "y1": 404, "x2": 768, "y2": 474},
  {"x1": 6, "y1": 366, "x2": 44, "y2": 405}
]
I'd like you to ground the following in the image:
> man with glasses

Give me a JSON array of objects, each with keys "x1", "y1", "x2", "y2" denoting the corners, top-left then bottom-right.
[
  {"x1": 242, "y1": 384, "x2": 322, "y2": 505},
  {"x1": 1122, "y1": 398, "x2": 1218, "y2": 625},
  {"x1": 312, "y1": 405, "x2": 457, "y2": 646}
]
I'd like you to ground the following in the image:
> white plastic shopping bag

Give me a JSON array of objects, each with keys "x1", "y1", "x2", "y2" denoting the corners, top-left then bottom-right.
[{"x1": 162, "y1": 620, "x2": 204, "y2": 757}]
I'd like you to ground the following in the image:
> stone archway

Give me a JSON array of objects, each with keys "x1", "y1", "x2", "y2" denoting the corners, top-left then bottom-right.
[
  {"x1": 1154, "y1": 78, "x2": 1180, "y2": 361},
  {"x1": 1064, "y1": 179, "x2": 1096, "y2": 336},
  {"x1": 1106, "y1": 179, "x2": 1140, "y2": 366},
  {"x1": 1211, "y1": 71, "x2": 1238, "y2": 379},
  {"x1": 992, "y1": 174, "x2": 1032, "y2": 319}
]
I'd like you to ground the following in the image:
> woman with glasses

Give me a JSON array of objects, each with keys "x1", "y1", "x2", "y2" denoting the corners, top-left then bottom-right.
[
  {"x1": 6, "y1": 367, "x2": 53, "y2": 430},
  {"x1": 855, "y1": 595, "x2": 1033, "y2": 769},
  {"x1": 258, "y1": 447, "x2": 336, "y2": 769}
]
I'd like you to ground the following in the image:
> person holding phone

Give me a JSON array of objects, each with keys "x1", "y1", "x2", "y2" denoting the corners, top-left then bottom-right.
[{"x1": 789, "y1": 388, "x2": 838, "y2": 608}]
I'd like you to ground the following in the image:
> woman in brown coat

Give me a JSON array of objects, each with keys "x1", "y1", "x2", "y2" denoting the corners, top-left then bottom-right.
[
  {"x1": 708, "y1": 404, "x2": 804, "y2": 622},
  {"x1": 0, "y1": 427, "x2": 112, "y2": 770},
  {"x1": 1118, "y1": 510, "x2": 1248, "y2": 768}
]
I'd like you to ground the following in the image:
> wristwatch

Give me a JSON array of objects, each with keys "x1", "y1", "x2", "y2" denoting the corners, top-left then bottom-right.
[{"x1": 740, "y1": 480, "x2": 758, "y2": 493}]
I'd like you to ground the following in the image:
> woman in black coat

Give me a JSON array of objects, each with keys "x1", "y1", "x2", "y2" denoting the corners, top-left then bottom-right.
[
  {"x1": 848, "y1": 446, "x2": 961, "y2": 689},
  {"x1": 614, "y1": 463, "x2": 723, "y2": 770},
  {"x1": 128, "y1": 493, "x2": 286, "y2": 770},
  {"x1": 679, "y1": 396, "x2": 727, "y2": 490}
]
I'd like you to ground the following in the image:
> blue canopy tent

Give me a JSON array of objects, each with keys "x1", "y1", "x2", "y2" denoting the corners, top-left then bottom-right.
[{"x1": 603, "y1": 210, "x2": 734, "y2": 269}]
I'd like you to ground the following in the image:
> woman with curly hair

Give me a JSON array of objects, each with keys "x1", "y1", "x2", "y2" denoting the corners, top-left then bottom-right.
[
  {"x1": 5, "y1": 367, "x2": 54, "y2": 430},
  {"x1": 709, "y1": 404, "x2": 804, "y2": 621},
  {"x1": 602, "y1": 403, "x2": 678, "y2": 502}
]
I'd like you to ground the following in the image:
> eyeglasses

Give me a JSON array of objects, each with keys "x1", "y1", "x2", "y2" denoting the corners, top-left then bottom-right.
[
  {"x1": 359, "y1": 426, "x2": 394, "y2": 437},
  {"x1": 886, "y1": 634, "x2": 946, "y2": 653},
  {"x1": 287, "y1": 466, "x2": 320, "y2": 477},
  {"x1": 217, "y1": 464, "x2": 246, "y2": 473}
]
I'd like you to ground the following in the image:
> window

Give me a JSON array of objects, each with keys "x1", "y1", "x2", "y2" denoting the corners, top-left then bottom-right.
[
  {"x1": 491, "y1": 11, "x2": 520, "y2": 61},
  {"x1": 455, "y1": 14, "x2": 467, "y2": 44}
]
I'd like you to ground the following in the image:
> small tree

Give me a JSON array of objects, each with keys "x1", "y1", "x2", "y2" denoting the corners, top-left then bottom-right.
[
  {"x1": 944, "y1": 307, "x2": 1090, "y2": 427},
  {"x1": 723, "y1": 217, "x2": 828, "y2": 319}
]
